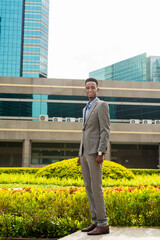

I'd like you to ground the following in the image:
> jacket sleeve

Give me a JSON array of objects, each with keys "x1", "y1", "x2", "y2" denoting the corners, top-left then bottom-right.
[
  {"x1": 78, "y1": 107, "x2": 85, "y2": 156},
  {"x1": 97, "y1": 102, "x2": 110, "y2": 154}
]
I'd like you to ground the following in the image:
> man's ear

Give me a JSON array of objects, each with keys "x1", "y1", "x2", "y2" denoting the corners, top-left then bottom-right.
[{"x1": 97, "y1": 87, "x2": 100, "y2": 92}]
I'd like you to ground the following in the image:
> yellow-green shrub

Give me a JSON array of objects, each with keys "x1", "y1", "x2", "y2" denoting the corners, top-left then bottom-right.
[
  {"x1": 103, "y1": 160, "x2": 134, "y2": 179},
  {"x1": 35, "y1": 158, "x2": 134, "y2": 180}
]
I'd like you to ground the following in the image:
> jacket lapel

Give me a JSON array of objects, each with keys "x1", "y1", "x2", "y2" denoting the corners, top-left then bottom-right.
[
  {"x1": 82, "y1": 107, "x2": 86, "y2": 128},
  {"x1": 84, "y1": 98, "x2": 99, "y2": 126}
]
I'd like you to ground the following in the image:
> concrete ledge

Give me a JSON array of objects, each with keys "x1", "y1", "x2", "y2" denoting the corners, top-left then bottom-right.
[{"x1": 59, "y1": 227, "x2": 160, "y2": 240}]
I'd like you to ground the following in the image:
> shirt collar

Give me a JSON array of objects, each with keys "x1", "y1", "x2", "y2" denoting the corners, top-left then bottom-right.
[{"x1": 86, "y1": 97, "x2": 98, "y2": 108}]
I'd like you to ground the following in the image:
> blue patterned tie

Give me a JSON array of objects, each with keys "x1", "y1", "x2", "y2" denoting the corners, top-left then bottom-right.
[{"x1": 87, "y1": 103, "x2": 91, "y2": 111}]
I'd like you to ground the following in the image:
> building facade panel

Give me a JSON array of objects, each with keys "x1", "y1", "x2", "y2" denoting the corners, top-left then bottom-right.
[
  {"x1": 1, "y1": 93, "x2": 160, "y2": 120},
  {"x1": 0, "y1": 77, "x2": 160, "y2": 168}
]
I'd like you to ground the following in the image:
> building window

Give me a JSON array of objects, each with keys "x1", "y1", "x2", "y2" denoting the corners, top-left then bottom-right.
[{"x1": 31, "y1": 142, "x2": 80, "y2": 165}]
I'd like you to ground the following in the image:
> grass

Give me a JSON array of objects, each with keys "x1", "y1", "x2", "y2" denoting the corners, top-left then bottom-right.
[{"x1": 0, "y1": 173, "x2": 160, "y2": 189}]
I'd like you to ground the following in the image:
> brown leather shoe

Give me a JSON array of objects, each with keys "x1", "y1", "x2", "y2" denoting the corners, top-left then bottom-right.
[
  {"x1": 87, "y1": 225, "x2": 109, "y2": 235},
  {"x1": 81, "y1": 224, "x2": 97, "y2": 232}
]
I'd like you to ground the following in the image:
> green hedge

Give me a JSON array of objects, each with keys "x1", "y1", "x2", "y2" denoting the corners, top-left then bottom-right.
[
  {"x1": 0, "y1": 165, "x2": 159, "y2": 176},
  {"x1": 35, "y1": 158, "x2": 134, "y2": 180},
  {"x1": 0, "y1": 167, "x2": 39, "y2": 174},
  {"x1": 130, "y1": 169, "x2": 160, "y2": 175},
  {"x1": 0, "y1": 187, "x2": 160, "y2": 238}
]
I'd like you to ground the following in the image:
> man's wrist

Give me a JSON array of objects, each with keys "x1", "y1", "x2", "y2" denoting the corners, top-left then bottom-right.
[{"x1": 98, "y1": 151, "x2": 103, "y2": 156}]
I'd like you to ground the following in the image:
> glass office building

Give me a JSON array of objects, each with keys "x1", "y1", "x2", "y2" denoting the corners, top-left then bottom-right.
[
  {"x1": 1, "y1": 91, "x2": 160, "y2": 166},
  {"x1": 1, "y1": 93, "x2": 160, "y2": 122},
  {"x1": 0, "y1": 0, "x2": 23, "y2": 77},
  {"x1": 89, "y1": 53, "x2": 160, "y2": 82},
  {"x1": 1, "y1": 77, "x2": 160, "y2": 168},
  {"x1": 0, "y1": 0, "x2": 49, "y2": 78},
  {"x1": 147, "y1": 56, "x2": 160, "y2": 82}
]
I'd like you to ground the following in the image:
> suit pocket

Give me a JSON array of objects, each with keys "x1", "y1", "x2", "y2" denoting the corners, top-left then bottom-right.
[
  {"x1": 89, "y1": 138, "x2": 99, "y2": 152},
  {"x1": 89, "y1": 135, "x2": 100, "y2": 139}
]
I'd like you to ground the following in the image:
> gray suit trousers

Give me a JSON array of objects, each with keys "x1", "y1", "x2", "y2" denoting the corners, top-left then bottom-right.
[{"x1": 80, "y1": 152, "x2": 108, "y2": 227}]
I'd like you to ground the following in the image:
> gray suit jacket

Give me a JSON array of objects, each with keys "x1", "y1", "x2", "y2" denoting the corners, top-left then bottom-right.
[{"x1": 79, "y1": 98, "x2": 110, "y2": 156}]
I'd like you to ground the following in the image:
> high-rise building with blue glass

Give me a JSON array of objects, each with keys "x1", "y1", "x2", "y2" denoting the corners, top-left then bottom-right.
[
  {"x1": 147, "y1": 55, "x2": 160, "y2": 82},
  {"x1": 89, "y1": 53, "x2": 160, "y2": 82},
  {"x1": 0, "y1": 0, "x2": 49, "y2": 78}
]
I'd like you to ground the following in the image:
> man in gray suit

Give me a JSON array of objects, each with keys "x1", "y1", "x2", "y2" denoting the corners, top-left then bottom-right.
[{"x1": 77, "y1": 78, "x2": 110, "y2": 235}]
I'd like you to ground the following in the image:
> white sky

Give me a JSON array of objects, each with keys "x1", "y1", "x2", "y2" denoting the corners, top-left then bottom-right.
[{"x1": 48, "y1": 0, "x2": 160, "y2": 80}]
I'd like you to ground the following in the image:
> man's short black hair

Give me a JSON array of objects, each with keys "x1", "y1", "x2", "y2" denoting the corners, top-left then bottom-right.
[{"x1": 85, "y1": 78, "x2": 98, "y2": 86}]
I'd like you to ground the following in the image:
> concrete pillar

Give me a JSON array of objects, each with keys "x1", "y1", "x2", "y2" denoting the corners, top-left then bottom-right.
[
  {"x1": 158, "y1": 144, "x2": 160, "y2": 169},
  {"x1": 105, "y1": 141, "x2": 111, "y2": 161},
  {"x1": 22, "y1": 139, "x2": 31, "y2": 167}
]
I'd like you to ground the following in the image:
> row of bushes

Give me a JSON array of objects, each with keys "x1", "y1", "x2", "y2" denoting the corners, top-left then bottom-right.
[
  {"x1": 0, "y1": 158, "x2": 135, "y2": 180},
  {"x1": 131, "y1": 169, "x2": 160, "y2": 175},
  {"x1": 0, "y1": 186, "x2": 160, "y2": 238},
  {"x1": 1, "y1": 172, "x2": 160, "y2": 188},
  {"x1": 0, "y1": 167, "x2": 38, "y2": 174},
  {"x1": 0, "y1": 161, "x2": 160, "y2": 176}
]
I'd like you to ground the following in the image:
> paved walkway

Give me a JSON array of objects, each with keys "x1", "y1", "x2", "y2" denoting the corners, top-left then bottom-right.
[{"x1": 59, "y1": 227, "x2": 160, "y2": 240}]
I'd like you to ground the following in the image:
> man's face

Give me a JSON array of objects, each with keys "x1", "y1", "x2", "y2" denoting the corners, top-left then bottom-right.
[{"x1": 85, "y1": 81, "x2": 99, "y2": 100}]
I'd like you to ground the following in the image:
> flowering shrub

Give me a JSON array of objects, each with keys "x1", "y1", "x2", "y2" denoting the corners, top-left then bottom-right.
[
  {"x1": 35, "y1": 157, "x2": 134, "y2": 180},
  {"x1": 0, "y1": 186, "x2": 160, "y2": 238},
  {"x1": 104, "y1": 186, "x2": 160, "y2": 226},
  {"x1": 0, "y1": 187, "x2": 90, "y2": 238}
]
